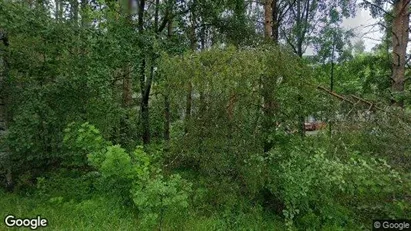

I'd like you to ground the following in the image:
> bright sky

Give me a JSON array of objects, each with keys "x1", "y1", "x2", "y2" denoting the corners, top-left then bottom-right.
[
  {"x1": 305, "y1": 5, "x2": 383, "y2": 56},
  {"x1": 342, "y1": 6, "x2": 383, "y2": 51}
]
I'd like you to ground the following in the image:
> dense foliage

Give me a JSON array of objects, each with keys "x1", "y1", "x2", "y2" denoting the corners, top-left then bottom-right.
[{"x1": 0, "y1": 0, "x2": 410, "y2": 230}]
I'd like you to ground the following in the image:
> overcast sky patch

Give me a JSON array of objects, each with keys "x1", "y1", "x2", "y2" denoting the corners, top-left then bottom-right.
[{"x1": 342, "y1": 7, "x2": 383, "y2": 51}]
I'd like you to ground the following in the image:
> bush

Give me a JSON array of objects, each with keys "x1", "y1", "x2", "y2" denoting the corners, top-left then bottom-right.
[
  {"x1": 266, "y1": 139, "x2": 411, "y2": 230},
  {"x1": 63, "y1": 122, "x2": 111, "y2": 169},
  {"x1": 132, "y1": 174, "x2": 192, "y2": 229},
  {"x1": 65, "y1": 122, "x2": 192, "y2": 229}
]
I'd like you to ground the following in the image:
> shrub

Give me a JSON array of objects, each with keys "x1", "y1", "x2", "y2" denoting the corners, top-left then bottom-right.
[
  {"x1": 63, "y1": 122, "x2": 111, "y2": 169},
  {"x1": 131, "y1": 174, "x2": 192, "y2": 229},
  {"x1": 65, "y1": 122, "x2": 192, "y2": 229},
  {"x1": 266, "y1": 140, "x2": 410, "y2": 230}
]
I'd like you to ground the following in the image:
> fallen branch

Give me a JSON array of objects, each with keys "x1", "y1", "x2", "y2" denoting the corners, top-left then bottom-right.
[
  {"x1": 346, "y1": 100, "x2": 360, "y2": 117},
  {"x1": 350, "y1": 95, "x2": 384, "y2": 113},
  {"x1": 315, "y1": 85, "x2": 411, "y2": 124},
  {"x1": 316, "y1": 86, "x2": 355, "y2": 104}
]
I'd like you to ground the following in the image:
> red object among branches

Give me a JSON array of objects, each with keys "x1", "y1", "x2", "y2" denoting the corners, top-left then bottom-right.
[{"x1": 305, "y1": 121, "x2": 327, "y2": 131}]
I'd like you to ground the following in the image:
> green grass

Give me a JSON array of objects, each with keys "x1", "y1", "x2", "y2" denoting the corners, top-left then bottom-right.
[
  {"x1": 0, "y1": 191, "x2": 139, "y2": 231},
  {"x1": 0, "y1": 190, "x2": 285, "y2": 231}
]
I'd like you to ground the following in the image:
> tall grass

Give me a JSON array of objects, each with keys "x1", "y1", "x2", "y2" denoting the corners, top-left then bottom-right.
[{"x1": 0, "y1": 190, "x2": 285, "y2": 231}]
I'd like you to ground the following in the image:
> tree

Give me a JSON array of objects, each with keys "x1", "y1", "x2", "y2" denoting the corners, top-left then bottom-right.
[
  {"x1": 362, "y1": 0, "x2": 411, "y2": 107},
  {"x1": 282, "y1": 0, "x2": 355, "y2": 57},
  {"x1": 271, "y1": 0, "x2": 294, "y2": 43},
  {"x1": 391, "y1": 0, "x2": 410, "y2": 107},
  {"x1": 352, "y1": 39, "x2": 366, "y2": 55},
  {"x1": 137, "y1": 0, "x2": 183, "y2": 145},
  {"x1": 265, "y1": 0, "x2": 273, "y2": 39}
]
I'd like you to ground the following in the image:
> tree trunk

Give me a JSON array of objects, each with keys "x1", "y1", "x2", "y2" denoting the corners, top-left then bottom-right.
[
  {"x1": 81, "y1": 0, "x2": 90, "y2": 27},
  {"x1": 164, "y1": 20, "x2": 173, "y2": 147},
  {"x1": 55, "y1": 0, "x2": 60, "y2": 21},
  {"x1": 141, "y1": 63, "x2": 152, "y2": 145},
  {"x1": 137, "y1": 0, "x2": 151, "y2": 145},
  {"x1": 164, "y1": 93, "x2": 170, "y2": 145},
  {"x1": 264, "y1": 0, "x2": 273, "y2": 40},
  {"x1": 123, "y1": 0, "x2": 133, "y2": 108},
  {"x1": 138, "y1": 0, "x2": 145, "y2": 32},
  {"x1": 118, "y1": 0, "x2": 134, "y2": 146},
  {"x1": 184, "y1": 83, "x2": 192, "y2": 133},
  {"x1": 140, "y1": 74, "x2": 150, "y2": 147},
  {"x1": 295, "y1": 0, "x2": 306, "y2": 136},
  {"x1": 295, "y1": 0, "x2": 305, "y2": 58},
  {"x1": 199, "y1": 23, "x2": 206, "y2": 116},
  {"x1": 184, "y1": 8, "x2": 196, "y2": 134},
  {"x1": 262, "y1": 0, "x2": 278, "y2": 152},
  {"x1": 71, "y1": 0, "x2": 79, "y2": 22},
  {"x1": 141, "y1": 97, "x2": 150, "y2": 144},
  {"x1": 391, "y1": 0, "x2": 410, "y2": 107},
  {"x1": 0, "y1": 30, "x2": 12, "y2": 190},
  {"x1": 271, "y1": 0, "x2": 279, "y2": 42}
]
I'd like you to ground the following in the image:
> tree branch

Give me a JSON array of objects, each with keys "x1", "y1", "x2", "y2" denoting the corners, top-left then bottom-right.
[
  {"x1": 316, "y1": 86, "x2": 355, "y2": 104},
  {"x1": 281, "y1": 27, "x2": 298, "y2": 54},
  {"x1": 361, "y1": 0, "x2": 394, "y2": 18},
  {"x1": 158, "y1": 8, "x2": 191, "y2": 33},
  {"x1": 315, "y1": 84, "x2": 411, "y2": 123}
]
